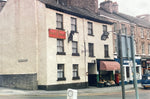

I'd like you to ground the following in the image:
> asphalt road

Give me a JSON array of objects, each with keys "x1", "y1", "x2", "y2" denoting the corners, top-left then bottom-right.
[{"x1": 1, "y1": 88, "x2": 150, "y2": 99}]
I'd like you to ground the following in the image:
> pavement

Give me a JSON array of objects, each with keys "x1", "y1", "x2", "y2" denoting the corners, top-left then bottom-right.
[{"x1": 0, "y1": 84, "x2": 142, "y2": 96}]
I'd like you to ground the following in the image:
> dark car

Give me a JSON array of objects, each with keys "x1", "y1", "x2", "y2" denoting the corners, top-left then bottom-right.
[{"x1": 141, "y1": 74, "x2": 150, "y2": 89}]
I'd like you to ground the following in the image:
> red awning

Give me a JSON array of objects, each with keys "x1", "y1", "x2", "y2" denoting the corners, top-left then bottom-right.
[{"x1": 100, "y1": 61, "x2": 120, "y2": 71}]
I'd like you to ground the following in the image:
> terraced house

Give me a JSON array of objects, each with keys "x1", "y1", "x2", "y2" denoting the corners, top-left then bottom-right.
[
  {"x1": 0, "y1": 0, "x2": 119, "y2": 90},
  {"x1": 99, "y1": 0, "x2": 150, "y2": 84}
]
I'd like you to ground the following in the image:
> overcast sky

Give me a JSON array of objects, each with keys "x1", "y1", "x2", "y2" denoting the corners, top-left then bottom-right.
[{"x1": 98, "y1": 0, "x2": 150, "y2": 17}]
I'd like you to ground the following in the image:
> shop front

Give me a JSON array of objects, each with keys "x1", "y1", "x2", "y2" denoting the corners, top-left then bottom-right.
[
  {"x1": 97, "y1": 60, "x2": 120, "y2": 87},
  {"x1": 141, "y1": 57, "x2": 150, "y2": 74}
]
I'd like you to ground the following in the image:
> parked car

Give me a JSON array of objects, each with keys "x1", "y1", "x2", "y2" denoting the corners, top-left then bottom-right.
[{"x1": 141, "y1": 70, "x2": 150, "y2": 89}]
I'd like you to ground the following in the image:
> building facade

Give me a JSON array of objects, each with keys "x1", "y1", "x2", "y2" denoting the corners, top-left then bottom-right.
[
  {"x1": 99, "y1": 0, "x2": 150, "y2": 83},
  {"x1": 0, "y1": 0, "x2": 117, "y2": 90}
]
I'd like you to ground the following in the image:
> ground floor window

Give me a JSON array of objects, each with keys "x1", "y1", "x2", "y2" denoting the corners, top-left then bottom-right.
[
  {"x1": 72, "y1": 64, "x2": 80, "y2": 80},
  {"x1": 57, "y1": 64, "x2": 66, "y2": 81},
  {"x1": 126, "y1": 67, "x2": 130, "y2": 78}
]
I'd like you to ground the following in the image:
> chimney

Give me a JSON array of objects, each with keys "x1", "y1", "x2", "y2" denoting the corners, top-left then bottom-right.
[
  {"x1": 67, "y1": 0, "x2": 98, "y2": 13},
  {"x1": 100, "y1": 0, "x2": 118, "y2": 13}
]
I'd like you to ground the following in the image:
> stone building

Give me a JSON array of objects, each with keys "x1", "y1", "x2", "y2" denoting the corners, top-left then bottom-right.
[{"x1": 0, "y1": 0, "x2": 119, "y2": 90}]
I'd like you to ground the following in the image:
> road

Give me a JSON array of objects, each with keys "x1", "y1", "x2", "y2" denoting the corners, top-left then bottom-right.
[{"x1": 1, "y1": 88, "x2": 150, "y2": 99}]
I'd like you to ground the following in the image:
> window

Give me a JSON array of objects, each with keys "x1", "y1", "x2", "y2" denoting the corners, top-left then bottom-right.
[
  {"x1": 72, "y1": 64, "x2": 80, "y2": 80},
  {"x1": 147, "y1": 30, "x2": 150, "y2": 39},
  {"x1": 88, "y1": 22, "x2": 93, "y2": 35},
  {"x1": 121, "y1": 24, "x2": 126, "y2": 34},
  {"x1": 126, "y1": 67, "x2": 130, "y2": 78},
  {"x1": 71, "y1": 17, "x2": 77, "y2": 32},
  {"x1": 142, "y1": 43, "x2": 145, "y2": 54},
  {"x1": 72, "y1": 41, "x2": 79, "y2": 56},
  {"x1": 148, "y1": 44, "x2": 150, "y2": 54},
  {"x1": 56, "y1": 13, "x2": 63, "y2": 30},
  {"x1": 88, "y1": 43, "x2": 94, "y2": 57},
  {"x1": 114, "y1": 39, "x2": 118, "y2": 53},
  {"x1": 141, "y1": 28, "x2": 144, "y2": 38},
  {"x1": 104, "y1": 45, "x2": 109, "y2": 57},
  {"x1": 113, "y1": 23, "x2": 117, "y2": 32},
  {"x1": 136, "y1": 67, "x2": 139, "y2": 73},
  {"x1": 57, "y1": 64, "x2": 66, "y2": 81},
  {"x1": 131, "y1": 26, "x2": 134, "y2": 35},
  {"x1": 57, "y1": 39, "x2": 65, "y2": 55},
  {"x1": 103, "y1": 25, "x2": 107, "y2": 33}
]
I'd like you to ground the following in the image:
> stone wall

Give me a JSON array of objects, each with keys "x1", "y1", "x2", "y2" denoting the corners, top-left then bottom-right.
[{"x1": 0, "y1": 73, "x2": 37, "y2": 90}]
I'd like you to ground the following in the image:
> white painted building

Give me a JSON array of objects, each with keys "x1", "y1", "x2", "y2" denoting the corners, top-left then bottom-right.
[{"x1": 0, "y1": 0, "x2": 115, "y2": 90}]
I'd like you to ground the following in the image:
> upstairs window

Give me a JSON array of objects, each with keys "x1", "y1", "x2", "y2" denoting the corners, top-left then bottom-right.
[
  {"x1": 141, "y1": 28, "x2": 144, "y2": 38},
  {"x1": 56, "y1": 13, "x2": 63, "y2": 30},
  {"x1": 103, "y1": 25, "x2": 107, "y2": 33},
  {"x1": 104, "y1": 45, "x2": 109, "y2": 58},
  {"x1": 72, "y1": 41, "x2": 79, "y2": 56},
  {"x1": 121, "y1": 24, "x2": 126, "y2": 34},
  {"x1": 88, "y1": 22, "x2": 93, "y2": 35},
  {"x1": 71, "y1": 17, "x2": 77, "y2": 32},
  {"x1": 148, "y1": 44, "x2": 150, "y2": 54},
  {"x1": 88, "y1": 43, "x2": 94, "y2": 57},
  {"x1": 131, "y1": 26, "x2": 135, "y2": 35},
  {"x1": 147, "y1": 30, "x2": 150, "y2": 39},
  {"x1": 57, "y1": 39, "x2": 65, "y2": 55},
  {"x1": 142, "y1": 43, "x2": 145, "y2": 54}
]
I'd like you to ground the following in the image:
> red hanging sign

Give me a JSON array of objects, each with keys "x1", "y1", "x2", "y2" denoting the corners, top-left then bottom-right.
[{"x1": 49, "y1": 29, "x2": 66, "y2": 39}]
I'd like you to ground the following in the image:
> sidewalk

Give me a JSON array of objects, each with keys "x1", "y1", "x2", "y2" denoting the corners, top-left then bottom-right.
[{"x1": 0, "y1": 84, "x2": 142, "y2": 96}]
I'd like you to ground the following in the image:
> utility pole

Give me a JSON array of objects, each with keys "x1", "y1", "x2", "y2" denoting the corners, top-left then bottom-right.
[
  {"x1": 131, "y1": 35, "x2": 139, "y2": 99},
  {"x1": 117, "y1": 30, "x2": 125, "y2": 99}
]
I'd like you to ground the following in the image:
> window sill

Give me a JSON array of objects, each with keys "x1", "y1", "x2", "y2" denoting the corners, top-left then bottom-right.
[
  {"x1": 89, "y1": 56, "x2": 95, "y2": 58},
  {"x1": 56, "y1": 28, "x2": 65, "y2": 31},
  {"x1": 105, "y1": 56, "x2": 110, "y2": 58},
  {"x1": 72, "y1": 76, "x2": 80, "y2": 80},
  {"x1": 72, "y1": 53, "x2": 80, "y2": 56},
  {"x1": 88, "y1": 34, "x2": 94, "y2": 36},
  {"x1": 57, "y1": 77, "x2": 66, "y2": 81},
  {"x1": 57, "y1": 52, "x2": 66, "y2": 55}
]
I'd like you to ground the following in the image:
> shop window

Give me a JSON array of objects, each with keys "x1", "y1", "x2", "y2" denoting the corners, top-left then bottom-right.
[
  {"x1": 71, "y1": 17, "x2": 77, "y2": 32},
  {"x1": 56, "y1": 13, "x2": 63, "y2": 30},
  {"x1": 72, "y1": 64, "x2": 80, "y2": 80},
  {"x1": 126, "y1": 67, "x2": 130, "y2": 78},
  {"x1": 88, "y1": 22, "x2": 93, "y2": 35},
  {"x1": 57, "y1": 64, "x2": 66, "y2": 81},
  {"x1": 136, "y1": 67, "x2": 139, "y2": 73},
  {"x1": 88, "y1": 43, "x2": 94, "y2": 57},
  {"x1": 57, "y1": 39, "x2": 66, "y2": 55},
  {"x1": 72, "y1": 41, "x2": 79, "y2": 56},
  {"x1": 104, "y1": 45, "x2": 109, "y2": 58}
]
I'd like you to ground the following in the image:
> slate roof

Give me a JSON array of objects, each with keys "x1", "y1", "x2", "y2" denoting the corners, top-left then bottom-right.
[
  {"x1": 99, "y1": 8, "x2": 150, "y2": 28},
  {"x1": 99, "y1": 8, "x2": 130, "y2": 23},
  {"x1": 39, "y1": 0, "x2": 113, "y2": 25},
  {"x1": 115, "y1": 12, "x2": 150, "y2": 28}
]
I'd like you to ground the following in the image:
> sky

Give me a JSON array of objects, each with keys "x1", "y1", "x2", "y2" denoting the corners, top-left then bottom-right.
[{"x1": 98, "y1": 0, "x2": 150, "y2": 17}]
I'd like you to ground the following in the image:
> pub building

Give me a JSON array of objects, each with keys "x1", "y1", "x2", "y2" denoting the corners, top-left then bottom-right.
[{"x1": 0, "y1": 0, "x2": 117, "y2": 90}]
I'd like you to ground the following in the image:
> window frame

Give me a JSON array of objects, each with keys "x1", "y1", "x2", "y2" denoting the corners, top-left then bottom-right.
[
  {"x1": 71, "y1": 17, "x2": 77, "y2": 32},
  {"x1": 88, "y1": 22, "x2": 93, "y2": 36},
  {"x1": 72, "y1": 64, "x2": 80, "y2": 80},
  {"x1": 57, "y1": 39, "x2": 66, "y2": 55},
  {"x1": 72, "y1": 41, "x2": 80, "y2": 56},
  {"x1": 57, "y1": 64, "x2": 66, "y2": 81},
  {"x1": 141, "y1": 28, "x2": 144, "y2": 38},
  {"x1": 104, "y1": 45, "x2": 109, "y2": 58},
  {"x1": 88, "y1": 43, "x2": 94, "y2": 57},
  {"x1": 141, "y1": 42, "x2": 145, "y2": 54},
  {"x1": 56, "y1": 13, "x2": 63, "y2": 30}
]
